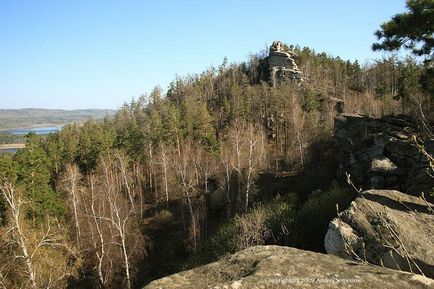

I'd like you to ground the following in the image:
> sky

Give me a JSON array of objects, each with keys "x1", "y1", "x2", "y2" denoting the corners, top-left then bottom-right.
[{"x1": 0, "y1": 0, "x2": 407, "y2": 110}]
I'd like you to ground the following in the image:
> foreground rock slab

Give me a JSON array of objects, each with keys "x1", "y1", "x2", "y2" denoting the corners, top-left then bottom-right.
[
  {"x1": 325, "y1": 189, "x2": 434, "y2": 279},
  {"x1": 144, "y1": 245, "x2": 433, "y2": 288}
]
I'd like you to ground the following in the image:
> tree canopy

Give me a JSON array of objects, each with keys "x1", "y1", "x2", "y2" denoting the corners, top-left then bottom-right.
[{"x1": 372, "y1": 0, "x2": 434, "y2": 59}]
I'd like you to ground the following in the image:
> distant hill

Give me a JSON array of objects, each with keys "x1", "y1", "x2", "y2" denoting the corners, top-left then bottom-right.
[{"x1": 0, "y1": 108, "x2": 116, "y2": 130}]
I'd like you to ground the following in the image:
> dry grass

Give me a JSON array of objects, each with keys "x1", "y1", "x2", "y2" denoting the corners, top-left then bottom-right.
[{"x1": 343, "y1": 91, "x2": 401, "y2": 117}]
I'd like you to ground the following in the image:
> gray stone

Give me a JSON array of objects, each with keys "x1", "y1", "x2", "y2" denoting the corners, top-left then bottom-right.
[
  {"x1": 385, "y1": 176, "x2": 398, "y2": 184},
  {"x1": 374, "y1": 133, "x2": 393, "y2": 147},
  {"x1": 389, "y1": 167, "x2": 408, "y2": 176},
  {"x1": 268, "y1": 41, "x2": 303, "y2": 85},
  {"x1": 334, "y1": 113, "x2": 365, "y2": 130},
  {"x1": 386, "y1": 141, "x2": 419, "y2": 160},
  {"x1": 324, "y1": 218, "x2": 363, "y2": 259},
  {"x1": 325, "y1": 190, "x2": 434, "y2": 279},
  {"x1": 381, "y1": 116, "x2": 410, "y2": 128},
  {"x1": 370, "y1": 157, "x2": 397, "y2": 173},
  {"x1": 144, "y1": 245, "x2": 434, "y2": 288},
  {"x1": 388, "y1": 131, "x2": 409, "y2": 140},
  {"x1": 370, "y1": 175, "x2": 385, "y2": 188},
  {"x1": 408, "y1": 164, "x2": 434, "y2": 198},
  {"x1": 334, "y1": 114, "x2": 369, "y2": 148},
  {"x1": 334, "y1": 114, "x2": 433, "y2": 197},
  {"x1": 357, "y1": 146, "x2": 384, "y2": 161},
  {"x1": 341, "y1": 152, "x2": 358, "y2": 167}
]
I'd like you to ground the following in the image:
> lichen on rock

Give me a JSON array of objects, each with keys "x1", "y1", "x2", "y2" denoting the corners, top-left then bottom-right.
[
  {"x1": 325, "y1": 189, "x2": 434, "y2": 279},
  {"x1": 144, "y1": 245, "x2": 434, "y2": 288}
]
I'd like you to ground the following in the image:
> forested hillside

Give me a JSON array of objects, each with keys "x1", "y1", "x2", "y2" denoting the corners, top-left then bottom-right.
[{"x1": 0, "y1": 37, "x2": 432, "y2": 288}]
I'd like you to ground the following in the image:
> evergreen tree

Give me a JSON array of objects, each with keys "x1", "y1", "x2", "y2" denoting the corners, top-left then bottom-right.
[
  {"x1": 373, "y1": 0, "x2": 434, "y2": 97},
  {"x1": 120, "y1": 118, "x2": 145, "y2": 161},
  {"x1": 162, "y1": 103, "x2": 182, "y2": 147},
  {"x1": 372, "y1": 0, "x2": 434, "y2": 58},
  {"x1": 58, "y1": 123, "x2": 80, "y2": 164},
  {"x1": 193, "y1": 102, "x2": 217, "y2": 150},
  {"x1": 149, "y1": 109, "x2": 163, "y2": 144},
  {"x1": 150, "y1": 85, "x2": 163, "y2": 105},
  {"x1": 181, "y1": 97, "x2": 194, "y2": 139},
  {"x1": 15, "y1": 134, "x2": 65, "y2": 220},
  {"x1": 398, "y1": 58, "x2": 422, "y2": 101},
  {"x1": 76, "y1": 121, "x2": 106, "y2": 173},
  {"x1": 0, "y1": 153, "x2": 18, "y2": 225}
]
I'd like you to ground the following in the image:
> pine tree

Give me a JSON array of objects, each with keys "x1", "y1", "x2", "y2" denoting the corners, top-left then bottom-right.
[
  {"x1": 372, "y1": 0, "x2": 434, "y2": 58},
  {"x1": 193, "y1": 102, "x2": 217, "y2": 150},
  {"x1": 15, "y1": 134, "x2": 65, "y2": 220}
]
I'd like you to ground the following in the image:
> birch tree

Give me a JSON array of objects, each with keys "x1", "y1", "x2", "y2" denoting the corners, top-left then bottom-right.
[
  {"x1": 59, "y1": 164, "x2": 82, "y2": 245},
  {"x1": 79, "y1": 157, "x2": 145, "y2": 289},
  {"x1": 0, "y1": 182, "x2": 80, "y2": 289},
  {"x1": 172, "y1": 142, "x2": 199, "y2": 254}
]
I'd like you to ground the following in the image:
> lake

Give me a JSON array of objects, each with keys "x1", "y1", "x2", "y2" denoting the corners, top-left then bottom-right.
[
  {"x1": 1, "y1": 126, "x2": 61, "y2": 135},
  {"x1": 0, "y1": 148, "x2": 19, "y2": 153}
]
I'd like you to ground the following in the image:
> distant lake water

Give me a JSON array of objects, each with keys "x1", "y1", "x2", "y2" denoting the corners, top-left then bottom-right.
[
  {"x1": 0, "y1": 148, "x2": 18, "y2": 153},
  {"x1": 1, "y1": 126, "x2": 61, "y2": 135}
]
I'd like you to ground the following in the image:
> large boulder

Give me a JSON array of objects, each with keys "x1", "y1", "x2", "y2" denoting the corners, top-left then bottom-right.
[
  {"x1": 325, "y1": 190, "x2": 434, "y2": 279},
  {"x1": 144, "y1": 245, "x2": 433, "y2": 288}
]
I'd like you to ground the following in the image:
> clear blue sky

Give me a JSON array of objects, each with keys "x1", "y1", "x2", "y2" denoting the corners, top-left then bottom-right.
[{"x1": 0, "y1": 0, "x2": 407, "y2": 110}]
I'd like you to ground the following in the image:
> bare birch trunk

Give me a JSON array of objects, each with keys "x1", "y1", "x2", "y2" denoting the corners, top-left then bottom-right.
[
  {"x1": 88, "y1": 175, "x2": 107, "y2": 288},
  {"x1": 160, "y1": 143, "x2": 170, "y2": 208},
  {"x1": 0, "y1": 183, "x2": 37, "y2": 289},
  {"x1": 66, "y1": 164, "x2": 82, "y2": 245}
]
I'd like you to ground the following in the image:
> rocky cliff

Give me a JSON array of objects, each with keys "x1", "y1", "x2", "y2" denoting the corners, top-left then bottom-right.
[
  {"x1": 334, "y1": 113, "x2": 434, "y2": 200},
  {"x1": 268, "y1": 41, "x2": 303, "y2": 86},
  {"x1": 325, "y1": 113, "x2": 434, "y2": 279},
  {"x1": 144, "y1": 245, "x2": 434, "y2": 288},
  {"x1": 325, "y1": 189, "x2": 434, "y2": 279}
]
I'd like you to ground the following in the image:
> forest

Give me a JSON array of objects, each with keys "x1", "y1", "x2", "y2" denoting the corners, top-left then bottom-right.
[{"x1": 0, "y1": 2, "x2": 433, "y2": 288}]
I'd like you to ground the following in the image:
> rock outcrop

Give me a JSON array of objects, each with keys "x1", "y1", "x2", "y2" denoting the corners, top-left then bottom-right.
[
  {"x1": 268, "y1": 41, "x2": 303, "y2": 85},
  {"x1": 334, "y1": 113, "x2": 434, "y2": 200},
  {"x1": 325, "y1": 189, "x2": 434, "y2": 279},
  {"x1": 144, "y1": 245, "x2": 433, "y2": 288}
]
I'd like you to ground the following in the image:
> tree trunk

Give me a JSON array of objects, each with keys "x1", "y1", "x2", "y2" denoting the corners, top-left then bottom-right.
[
  {"x1": 160, "y1": 144, "x2": 169, "y2": 208},
  {"x1": 0, "y1": 184, "x2": 37, "y2": 289}
]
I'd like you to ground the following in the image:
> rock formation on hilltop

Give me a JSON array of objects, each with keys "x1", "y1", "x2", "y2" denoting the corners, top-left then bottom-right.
[
  {"x1": 268, "y1": 41, "x2": 303, "y2": 86},
  {"x1": 144, "y1": 245, "x2": 434, "y2": 288},
  {"x1": 325, "y1": 190, "x2": 434, "y2": 279}
]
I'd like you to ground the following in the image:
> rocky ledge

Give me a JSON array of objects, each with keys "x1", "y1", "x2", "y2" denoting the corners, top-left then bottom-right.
[
  {"x1": 144, "y1": 245, "x2": 433, "y2": 288},
  {"x1": 325, "y1": 189, "x2": 434, "y2": 279},
  {"x1": 334, "y1": 114, "x2": 434, "y2": 200}
]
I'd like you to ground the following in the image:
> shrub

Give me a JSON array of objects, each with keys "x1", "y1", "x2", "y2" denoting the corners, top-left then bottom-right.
[
  {"x1": 234, "y1": 207, "x2": 271, "y2": 250},
  {"x1": 151, "y1": 210, "x2": 174, "y2": 227},
  {"x1": 208, "y1": 219, "x2": 238, "y2": 259},
  {"x1": 208, "y1": 193, "x2": 299, "y2": 259},
  {"x1": 294, "y1": 182, "x2": 356, "y2": 252},
  {"x1": 263, "y1": 193, "x2": 298, "y2": 245}
]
